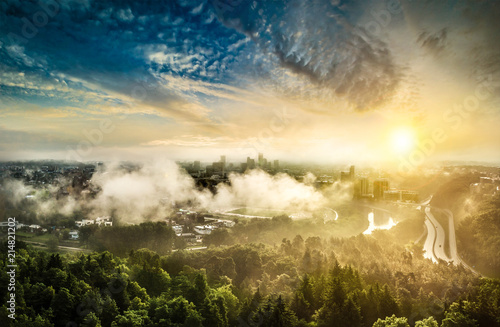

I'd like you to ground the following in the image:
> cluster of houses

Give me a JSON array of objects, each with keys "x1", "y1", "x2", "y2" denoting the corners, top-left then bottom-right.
[
  {"x1": 172, "y1": 215, "x2": 236, "y2": 243},
  {"x1": 0, "y1": 221, "x2": 48, "y2": 233},
  {"x1": 70, "y1": 216, "x2": 113, "y2": 239},
  {"x1": 470, "y1": 176, "x2": 500, "y2": 199},
  {"x1": 3, "y1": 213, "x2": 237, "y2": 244},
  {"x1": 0, "y1": 216, "x2": 113, "y2": 241},
  {"x1": 75, "y1": 216, "x2": 113, "y2": 228}
]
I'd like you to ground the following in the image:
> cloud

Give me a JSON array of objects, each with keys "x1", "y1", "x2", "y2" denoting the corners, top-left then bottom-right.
[
  {"x1": 86, "y1": 159, "x2": 354, "y2": 223},
  {"x1": 211, "y1": 170, "x2": 325, "y2": 212},
  {"x1": 1, "y1": 178, "x2": 82, "y2": 219},
  {"x1": 0, "y1": 125, "x2": 72, "y2": 153},
  {"x1": 417, "y1": 29, "x2": 447, "y2": 53},
  {"x1": 0, "y1": 0, "x2": 228, "y2": 122},
  {"x1": 210, "y1": 0, "x2": 402, "y2": 111},
  {"x1": 142, "y1": 135, "x2": 232, "y2": 147},
  {"x1": 1, "y1": 0, "x2": 499, "y2": 161}
]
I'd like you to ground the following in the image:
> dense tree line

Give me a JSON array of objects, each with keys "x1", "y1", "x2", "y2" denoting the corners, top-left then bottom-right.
[
  {"x1": 1, "y1": 233, "x2": 499, "y2": 326},
  {"x1": 2, "y1": 191, "x2": 499, "y2": 326},
  {"x1": 457, "y1": 194, "x2": 500, "y2": 278},
  {"x1": 204, "y1": 207, "x2": 423, "y2": 249},
  {"x1": 82, "y1": 222, "x2": 177, "y2": 256}
]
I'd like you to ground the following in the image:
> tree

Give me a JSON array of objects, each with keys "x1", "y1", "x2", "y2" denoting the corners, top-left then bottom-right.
[
  {"x1": 129, "y1": 248, "x2": 160, "y2": 270},
  {"x1": 164, "y1": 296, "x2": 202, "y2": 327},
  {"x1": 441, "y1": 302, "x2": 478, "y2": 327},
  {"x1": 79, "y1": 224, "x2": 99, "y2": 244},
  {"x1": 111, "y1": 310, "x2": 148, "y2": 327},
  {"x1": 291, "y1": 274, "x2": 315, "y2": 321},
  {"x1": 50, "y1": 287, "x2": 76, "y2": 326},
  {"x1": 25, "y1": 283, "x2": 55, "y2": 312},
  {"x1": 31, "y1": 314, "x2": 55, "y2": 327},
  {"x1": 61, "y1": 229, "x2": 70, "y2": 241},
  {"x1": 82, "y1": 312, "x2": 102, "y2": 327},
  {"x1": 204, "y1": 228, "x2": 233, "y2": 247},
  {"x1": 372, "y1": 315, "x2": 410, "y2": 327},
  {"x1": 261, "y1": 295, "x2": 298, "y2": 327},
  {"x1": 133, "y1": 268, "x2": 170, "y2": 297},
  {"x1": 200, "y1": 297, "x2": 226, "y2": 327},
  {"x1": 415, "y1": 316, "x2": 439, "y2": 327},
  {"x1": 317, "y1": 275, "x2": 361, "y2": 327},
  {"x1": 188, "y1": 272, "x2": 209, "y2": 307},
  {"x1": 100, "y1": 295, "x2": 120, "y2": 327},
  {"x1": 47, "y1": 236, "x2": 59, "y2": 252},
  {"x1": 212, "y1": 285, "x2": 240, "y2": 324},
  {"x1": 379, "y1": 285, "x2": 400, "y2": 318},
  {"x1": 359, "y1": 287, "x2": 380, "y2": 327}
]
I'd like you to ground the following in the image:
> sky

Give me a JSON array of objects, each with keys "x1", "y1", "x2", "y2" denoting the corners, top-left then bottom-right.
[{"x1": 0, "y1": 0, "x2": 499, "y2": 167}]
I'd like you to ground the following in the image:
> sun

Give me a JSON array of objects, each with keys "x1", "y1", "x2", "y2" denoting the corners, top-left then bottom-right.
[{"x1": 390, "y1": 127, "x2": 416, "y2": 154}]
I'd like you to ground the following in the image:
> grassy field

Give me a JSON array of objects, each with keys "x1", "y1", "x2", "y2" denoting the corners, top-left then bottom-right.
[{"x1": 14, "y1": 231, "x2": 88, "y2": 253}]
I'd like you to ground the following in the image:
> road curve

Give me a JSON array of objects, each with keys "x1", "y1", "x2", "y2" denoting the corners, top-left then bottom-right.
[
  {"x1": 424, "y1": 207, "x2": 450, "y2": 262},
  {"x1": 423, "y1": 218, "x2": 438, "y2": 263},
  {"x1": 441, "y1": 208, "x2": 480, "y2": 274}
]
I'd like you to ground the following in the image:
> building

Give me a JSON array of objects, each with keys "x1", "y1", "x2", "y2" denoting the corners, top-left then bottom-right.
[
  {"x1": 383, "y1": 189, "x2": 419, "y2": 202},
  {"x1": 172, "y1": 225, "x2": 183, "y2": 236},
  {"x1": 258, "y1": 153, "x2": 264, "y2": 166},
  {"x1": 340, "y1": 172, "x2": 351, "y2": 182},
  {"x1": 401, "y1": 190, "x2": 419, "y2": 202},
  {"x1": 205, "y1": 165, "x2": 214, "y2": 176},
  {"x1": 69, "y1": 230, "x2": 79, "y2": 240},
  {"x1": 193, "y1": 161, "x2": 201, "y2": 171},
  {"x1": 341, "y1": 165, "x2": 355, "y2": 182},
  {"x1": 212, "y1": 162, "x2": 224, "y2": 174},
  {"x1": 95, "y1": 216, "x2": 112, "y2": 226},
  {"x1": 247, "y1": 157, "x2": 255, "y2": 169},
  {"x1": 355, "y1": 177, "x2": 370, "y2": 197},
  {"x1": 383, "y1": 190, "x2": 400, "y2": 202},
  {"x1": 274, "y1": 160, "x2": 280, "y2": 171},
  {"x1": 75, "y1": 219, "x2": 95, "y2": 227},
  {"x1": 181, "y1": 233, "x2": 198, "y2": 243},
  {"x1": 373, "y1": 179, "x2": 389, "y2": 199},
  {"x1": 194, "y1": 225, "x2": 217, "y2": 235},
  {"x1": 220, "y1": 156, "x2": 226, "y2": 172}
]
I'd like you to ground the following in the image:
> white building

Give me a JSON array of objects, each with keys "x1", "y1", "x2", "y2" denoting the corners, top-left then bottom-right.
[
  {"x1": 75, "y1": 219, "x2": 94, "y2": 227},
  {"x1": 69, "y1": 230, "x2": 79, "y2": 240},
  {"x1": 194, "y1": 225, "x2": 218, "y2": 235},
  {"x1": 95, "y1": 216, "x2": 112, "y2": 226},
  {"x1": 172, "y1": 225, "x2": 183, "y2": 236},
  {"x1": 76, "y1": 216, "x2": 112, "y2": 228}
]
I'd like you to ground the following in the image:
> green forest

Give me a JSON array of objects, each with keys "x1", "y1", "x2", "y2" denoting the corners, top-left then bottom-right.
[
  {"x1": 457, "y1": 194, "x2": 500, "y2": 278},
  {"x1": 1, "y1": 210, "x2": 500, "y2": 326}
]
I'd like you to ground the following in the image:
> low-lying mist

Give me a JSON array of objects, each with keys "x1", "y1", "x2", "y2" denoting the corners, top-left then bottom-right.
[{"x1": 2, "y1": 159, "x2": 353, "y2": 224}]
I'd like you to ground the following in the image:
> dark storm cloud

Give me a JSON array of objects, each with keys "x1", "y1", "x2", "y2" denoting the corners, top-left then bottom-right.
[
  {"x1": 209, "y1": 0, "x2": 500, "y2": 110},
  {"x1": 210, "y1": 0, "x2": 402, "y2": 110}
]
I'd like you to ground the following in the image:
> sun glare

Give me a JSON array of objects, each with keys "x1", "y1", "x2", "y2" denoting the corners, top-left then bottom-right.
[{"x1": 390, "y1": 127, "x2": 416, "y2": 154}]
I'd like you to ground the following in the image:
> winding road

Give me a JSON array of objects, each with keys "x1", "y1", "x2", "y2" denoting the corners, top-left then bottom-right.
[
  {"x1": 424, "y1": 206, "x2": 449, "y2": 262},
  {"x1": 421, "y1": 200, "x2": 479, "y2": 274},
  {"x1": 371, "y1": 196, "x2": 478, "y2": 274},
  {"x1": 422, "y1": 217, "x2": 438, "y2": 263}
]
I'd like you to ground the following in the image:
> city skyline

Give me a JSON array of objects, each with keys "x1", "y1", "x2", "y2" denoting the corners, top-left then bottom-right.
[{"x1": 1, "y1": 0, "x2": 499, "y2": 167}]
